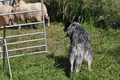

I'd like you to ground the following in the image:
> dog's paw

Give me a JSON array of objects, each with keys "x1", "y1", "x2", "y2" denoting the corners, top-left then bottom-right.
[{"x1": 89, "y1": 69, "x2": 92, "y2": 73}]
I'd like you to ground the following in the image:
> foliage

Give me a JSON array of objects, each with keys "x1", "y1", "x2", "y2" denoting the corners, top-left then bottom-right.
[{"x1": 24, "y1": 0, "x2": 120, "y2": 28}]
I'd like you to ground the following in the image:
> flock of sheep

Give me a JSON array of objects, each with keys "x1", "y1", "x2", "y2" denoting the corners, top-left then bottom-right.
[{"x1": 0, "y1": 0, "x2": 50, "y2": 29}]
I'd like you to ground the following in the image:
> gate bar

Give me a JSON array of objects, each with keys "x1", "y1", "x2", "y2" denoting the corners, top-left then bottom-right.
[
  {"x1": 8, "y1": 44, "x2": 46, "y2": 52},
  {"x1": 0, "y1": 32, "x2": 44, "y2": 39},
  {"x1": 7, "y1": 38, "x2": 45, "y2": 45},
  {"x1": 0, "y1": 0, "x2": 48, "y2": 79}
]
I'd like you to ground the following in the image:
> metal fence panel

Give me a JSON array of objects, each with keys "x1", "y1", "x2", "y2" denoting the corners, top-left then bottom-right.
[{"x1": 0, "y1": 0, "x2": 48, "y2": 78}]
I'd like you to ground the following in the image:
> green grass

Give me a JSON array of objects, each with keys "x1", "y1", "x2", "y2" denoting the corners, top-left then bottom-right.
[{"x1": 0, "y1": 22, "x2": 120, "y2": 80}]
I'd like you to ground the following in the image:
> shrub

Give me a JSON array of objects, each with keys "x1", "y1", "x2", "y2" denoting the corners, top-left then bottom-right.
[{"x1": 25, "y1": 0, "x2": 120, "y2": 28}]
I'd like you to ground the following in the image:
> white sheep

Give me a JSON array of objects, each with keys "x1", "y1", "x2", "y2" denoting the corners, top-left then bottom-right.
[
  {"x1": 0, "y1": 4, "x2": 14, "y2": 25},
  {"x1": 12, "y1": 0, "x2": 50, "y2": 28}
]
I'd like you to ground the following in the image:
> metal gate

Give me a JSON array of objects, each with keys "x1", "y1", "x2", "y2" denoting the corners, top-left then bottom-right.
[{"x1": 0, "y1": 0, "x2": 48, "y2": 78}]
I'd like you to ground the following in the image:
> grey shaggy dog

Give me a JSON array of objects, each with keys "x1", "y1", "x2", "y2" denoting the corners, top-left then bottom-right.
[{"x1": 64, "y1": 16, "x2": 92, "y2": 77}]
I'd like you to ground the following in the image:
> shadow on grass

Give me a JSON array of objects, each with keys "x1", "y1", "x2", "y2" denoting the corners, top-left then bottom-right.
[{"x1": 47, "y1": 54, "x2": 71, "y2": 78}]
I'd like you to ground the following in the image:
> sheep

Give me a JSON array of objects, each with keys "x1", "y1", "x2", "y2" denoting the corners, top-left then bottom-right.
[
  {"x1": 12, "y1": 0, "x2": 50, "y2": 28},
  {"x1": 13, "y1": 6, "x2": 28, "y2": 29},
  {"x1": 12, "y1": 0, "x2": 26, "y2": 7},
  {"x1": 0, "y1": 4, "x2": 14, "y2": 25}
]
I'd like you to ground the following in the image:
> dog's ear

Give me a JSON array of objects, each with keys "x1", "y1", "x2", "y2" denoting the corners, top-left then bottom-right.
[
  {"x1": 73, "y1": 16, "x2": 79, "y2": 22},
  {"x1": 65, "y1": 19, "x2": 71, "y2": 27},
  {"x1": 64, "y1": 19, "x2": 71, "y2": 32}
]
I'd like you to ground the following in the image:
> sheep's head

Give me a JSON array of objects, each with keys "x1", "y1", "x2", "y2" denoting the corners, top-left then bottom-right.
[{"x1": 12, "y1": 0, "x2": 21, "y2": 6}]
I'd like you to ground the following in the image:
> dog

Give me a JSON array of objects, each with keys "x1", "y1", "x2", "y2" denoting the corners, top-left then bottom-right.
[{"x1": 64, "y1": 16, "x2": 92, "y2": 77}]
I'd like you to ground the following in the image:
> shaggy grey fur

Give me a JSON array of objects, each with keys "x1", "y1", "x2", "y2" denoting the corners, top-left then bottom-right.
[{"x1": 64, "y1": 17, "x2": 92, "y2": 77}]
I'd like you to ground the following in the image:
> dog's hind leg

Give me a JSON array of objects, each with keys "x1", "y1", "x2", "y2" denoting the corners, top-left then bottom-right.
[
  {"x1": 75, "y1": 55, "x2": 83, "y2": 73},
  {"x1": 84, "y1": 50, "x2": 92, "y2": 72},
  {"x1": 69, "y1": 57, "x2": 74, "y2": 78},
  {"x1": 70, "y1": 57, "x2": 74, "y2": 73},
  {"x1": 88, "y1": 57, "x2": 92, "y2": 72},
  {"x1": 69, "y1": 45, "x2": 75, "y2": 74}
]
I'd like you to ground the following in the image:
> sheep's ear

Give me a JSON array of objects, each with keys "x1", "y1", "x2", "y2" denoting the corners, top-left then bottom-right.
[{"x1": 73, "y1": 16, "x2": 79, "y2": 22}]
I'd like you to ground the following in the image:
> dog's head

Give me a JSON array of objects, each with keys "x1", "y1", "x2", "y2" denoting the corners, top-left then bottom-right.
[
  {"x1": 63, "y1": 16, "x2": 79, "y2": 37},
  {"x1": 64, "y1": 16, "x2": 79, "y2": 32}
]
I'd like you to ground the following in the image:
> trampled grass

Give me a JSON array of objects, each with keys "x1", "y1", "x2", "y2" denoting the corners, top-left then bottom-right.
[{"x1": 0, "y1": 22, "x2": 120, "y2": 80}]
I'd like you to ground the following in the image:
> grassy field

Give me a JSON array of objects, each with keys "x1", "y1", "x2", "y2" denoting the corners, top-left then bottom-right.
[{"x1": 0, "y1": 22, "x2": 120, "y2": 80}]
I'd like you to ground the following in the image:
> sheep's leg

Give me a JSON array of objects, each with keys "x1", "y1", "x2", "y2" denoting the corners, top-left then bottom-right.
[
  {"x1": 31, "y1": 24, "x2": 37, "y2": 29},
  {"x1": 31, "y1": 24, "x2": 35, "y2": 29},
  {"x1": 47, "y1": 17, "x2": 50, "y2": 27},
  {"x1": 18, "y1": 26, "x2": 21, "y2": 30},
  {"x1": 9, "y1": 21, "x2": 12, "y2": 26},
  {"x1": 45, "y1": 15, "x2": 50, "y2": 27},
  {"x1": 11, "y1": 16, "x2": 18, "y2": 25},
  {"x1": 18, "y1": 19, "x2": 22, "y2": 29},
  {"x1": 25, "y1": 19, "x2": 28, "y2": 28}
]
